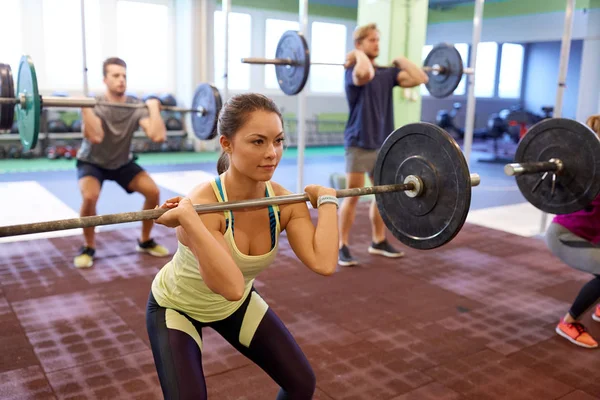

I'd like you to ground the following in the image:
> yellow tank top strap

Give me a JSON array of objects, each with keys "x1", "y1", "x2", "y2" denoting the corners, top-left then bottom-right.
[{"x1": 209, "y1": 175, "x2": 232, "y2": 222}]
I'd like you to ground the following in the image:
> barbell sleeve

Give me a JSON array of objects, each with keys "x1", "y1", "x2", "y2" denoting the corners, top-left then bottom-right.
[
  {"x1": 241, "y1": 57, "x2": 296, "y2": 66},
  {"x1": 504, "y1": 160, "x2": 563, "y2": 176}
]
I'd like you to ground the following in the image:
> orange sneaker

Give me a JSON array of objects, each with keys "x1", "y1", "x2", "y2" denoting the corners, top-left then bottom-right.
[
  {"x1": 555, "y1": 319, "x2": 598, "y2": 348},
  {"x1": 593, "y1": 305, "x2": 600, "y2": 322}
]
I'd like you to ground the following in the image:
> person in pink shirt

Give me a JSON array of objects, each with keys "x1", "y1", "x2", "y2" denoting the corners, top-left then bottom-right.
[{"x1": 547, "y1": 115, "x2": 600, "y2": 349}]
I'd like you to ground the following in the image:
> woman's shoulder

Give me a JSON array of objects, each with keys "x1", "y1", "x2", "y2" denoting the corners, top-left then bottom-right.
[{"x1": 268, "y1": 180, "x2": 292, "y2": 197}]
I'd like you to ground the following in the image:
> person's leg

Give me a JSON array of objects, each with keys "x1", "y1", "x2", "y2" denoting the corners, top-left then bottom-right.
[
  {"x1": 146, "y1": 291, "x2": 209, "y2": 399},
  {"x1": 115, "y1": 162, "x2": 169, "y2": 256},
  {"x1": 211, "y1": 290, "x2": 315, "y2": 399},
  {"x1": 75, "y1": 161, "x2": 104, "y2": 268},
  {"x1": 338, "y1": 172, "x2": 365, "y2": 266},
  {"x1": 365, "y1": 171, "x2": 404, "y2": 259},
  {"x1": 546, "y1": 222, "x2": 600, "y2": 348}
]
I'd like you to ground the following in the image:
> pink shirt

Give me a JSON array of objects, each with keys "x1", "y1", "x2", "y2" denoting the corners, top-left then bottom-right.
[{"x1": 553, "y1": 195, "x2": 600, "y2": 244}]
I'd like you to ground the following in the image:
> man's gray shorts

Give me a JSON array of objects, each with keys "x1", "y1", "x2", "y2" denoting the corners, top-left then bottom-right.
[{"x1": 345, "y1": 146, "x2": 378, "y2": 175}]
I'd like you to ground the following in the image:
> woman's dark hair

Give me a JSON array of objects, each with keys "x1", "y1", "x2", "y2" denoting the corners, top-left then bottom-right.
[{"x1": 216, "y1": 93, "x2": 283, "y2": 174}]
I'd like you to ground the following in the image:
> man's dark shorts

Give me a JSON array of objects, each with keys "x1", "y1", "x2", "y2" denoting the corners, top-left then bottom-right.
[{"x1": 76, "y1": 159, "x2": 144, "y2": 193}]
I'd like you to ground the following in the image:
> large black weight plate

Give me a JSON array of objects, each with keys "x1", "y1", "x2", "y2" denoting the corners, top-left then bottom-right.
[
  {"x1": 191, "y1": 83, "x2": 222, "y2": 140},
  {"x1": 373, "y1": 123, "x2": 471, "y2": 250},
  {"x1": 275, "y1": 30, "x2": 310, "y2": 96},
  {"x1": 514, "y1": 118, "x2": 600, "y2": 214},
  {"x1": 424, "y1": 43, "x2": 464, "y2": 99},
  {"x1": 0, "y1": 63, "x2": 15, "y2": 131}
]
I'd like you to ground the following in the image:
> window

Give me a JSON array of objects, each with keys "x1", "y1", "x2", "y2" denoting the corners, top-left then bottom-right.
[
  {"x1": 420, "y1": 45, "x2": 433, "y2": 95},
  {"x1": 0, "y1": 0, "x2": 21, "y2": 80},
  {"x1": 264, "y1": 19, "x2": 299, "y2": 89},
  {"x1": 117, "y1": 1, "x2": 171, "y2": 92},
  {"x1": 454, "y1": 43, "x2": 469, "y2": 95},
  {"x1": 42, "y1": 0, "x2": 86, "y2": 90},
  {"x1": 474, "y1": 42, "x2": 498, "y2": 98},
  {"x1": 82, "y1": 0, "x2": 104, "y2": 92},
  {"x1": 498, "y1": 43, "x2": 524, "y2": 98},
  {"x1": 309, "y1": 22, "x2": 347, "y2": 93},
  {"x1": 214, "y1": 11, "x2": 252, "y2": 91}
]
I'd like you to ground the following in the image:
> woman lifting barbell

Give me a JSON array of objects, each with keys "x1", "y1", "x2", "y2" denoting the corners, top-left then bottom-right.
[
  {"x1": 546, "y1": 114, "x2": 600, "y2": 349},
  {"x1": 146, "y1": 92, "x2": 340, "y2": 399}
]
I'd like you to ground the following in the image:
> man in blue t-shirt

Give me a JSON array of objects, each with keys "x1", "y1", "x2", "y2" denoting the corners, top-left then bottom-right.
[{"x1": 339, "y1": 23, "x2": 429, "y2": 267}]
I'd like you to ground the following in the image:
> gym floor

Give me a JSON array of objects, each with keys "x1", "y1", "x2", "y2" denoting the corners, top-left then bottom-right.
[{"x1": 3, "y1": 141, "x2": 596, "y2": 400}]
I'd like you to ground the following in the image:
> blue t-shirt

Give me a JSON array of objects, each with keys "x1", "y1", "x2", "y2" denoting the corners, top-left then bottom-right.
[{"x1": 343, "y1": 65, "x2": 401, "y2": 149}]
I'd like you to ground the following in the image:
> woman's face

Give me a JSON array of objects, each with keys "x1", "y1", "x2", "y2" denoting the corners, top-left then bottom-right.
[{"x1": 225, "y1": 110, "x2": 284, "y2": 181}]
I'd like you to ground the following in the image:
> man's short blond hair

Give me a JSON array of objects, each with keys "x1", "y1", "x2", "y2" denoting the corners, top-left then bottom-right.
[
  {"x1": 353, "y1": 23, "x2": 379, "y2": 45},
  {"x1": 586, "y1": 115, "x2": 600, "y2": 136}
]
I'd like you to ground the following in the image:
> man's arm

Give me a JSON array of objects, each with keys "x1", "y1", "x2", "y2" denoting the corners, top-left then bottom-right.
[
  {"x1": 351, "y1": 50, "x2": 375, "y2": 87},
  {"x1": 139, "y1": 99, "x2": 167, "y2": 142},
  {"x1": 81, "y1": 108, "x2": 105, "y2": 144},
  {"x1": 392, "y1": 56, "x2": 429, "y2": 88}
]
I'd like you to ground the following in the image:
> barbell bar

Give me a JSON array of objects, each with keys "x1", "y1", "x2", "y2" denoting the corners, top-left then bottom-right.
[
  {"x1": 503, "y1": 118, "x2": 600, "y2": 215},
  {"x1": 0, "y1": 174, "x2": 480, "y2": 239},
  {"x1": 240, "y1": 57, "x2": 475, "y2": 75},
  {"x1": 0, "y1": 56, "x2": 223, "y2": 151},
  {"x1": 240, "y1": 30, "x2": 472, "y2": 98},
  {"x1": 0, "y1": 122, "x2": 481, "y2": 250},
  {"x1": 0, "y1": 95, "x2": 209, "y2": 115}
]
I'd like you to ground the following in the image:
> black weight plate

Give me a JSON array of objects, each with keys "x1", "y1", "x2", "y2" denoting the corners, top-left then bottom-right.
[
  {"x1": 423, "y1": 43, "x2": 464, "y2": 99},
  {"x1": 373, "y1": 123, "x2": 471, "y2": 250},
  {"x1": 275, "y1": 30, "x2": 310, "y2": 96},
  {"x1": 191, "y1": 83, "x2": 222, "y2": 140},
  {"x1": 514, "y1": 118, "x2": 600, "y2": 214},
  {"x1": 0, "y1": 63, "x2": 15, "y2": 131}
]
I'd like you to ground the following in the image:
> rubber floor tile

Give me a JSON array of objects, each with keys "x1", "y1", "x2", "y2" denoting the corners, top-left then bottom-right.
[{"x1": 0, "y1": 366, "x2": 56, "y2": 400}]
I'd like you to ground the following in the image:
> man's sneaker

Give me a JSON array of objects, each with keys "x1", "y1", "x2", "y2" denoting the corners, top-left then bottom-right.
[
  {"x1": 338, "y1": 245, "x2": 358, "y2": 267},
  {"x1": 74, "y1": 246, "x2": 95, "y2": 268},
  {"x1": 136, "y1": 238, "x2": 170, "y2": 257},
  {"x1": 555, "y1": 318, "x2": 598, "y2": 348},
  {"x1": 368, "y1": 240, "x2": 405, "y2": 258},
  {"x1": 593, "y1": 305, "x2": 600, "y2": 322}
]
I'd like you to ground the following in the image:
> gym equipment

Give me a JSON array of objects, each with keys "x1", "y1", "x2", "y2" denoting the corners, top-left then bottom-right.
[
  {"x1": 241, "y1": 31, "x2": 473, "y2": 97},
  {"x1": 0, "y1": 122, "x2": 481, "y2": 250},
  {"x1": 0, "y1": 56, "x2": 223, "y2": 150},
  {"x1": 374, "y1": 122, "x2": 476, "y2": 249},
  {"x1": 0, "y1": 63, "x2": 14, "y2": 131},
  {"x1": 504, "y1": 118, "x2": 600, "y2": 215}
]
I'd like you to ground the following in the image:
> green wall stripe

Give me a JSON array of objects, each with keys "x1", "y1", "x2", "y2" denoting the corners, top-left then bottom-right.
[
  {"x1": 216, "y1": 0, "x2": 357, "y2": 20},
  {"x1": 428, "y1": 0, "x2": 592, "y2": 24}
]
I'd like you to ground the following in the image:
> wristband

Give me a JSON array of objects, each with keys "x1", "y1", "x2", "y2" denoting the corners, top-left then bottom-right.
[{"x1": 317, "y1": 195, "x2": 339, "y2": 209}]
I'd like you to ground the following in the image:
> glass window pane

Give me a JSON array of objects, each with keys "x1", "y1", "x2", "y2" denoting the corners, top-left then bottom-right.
[
  {"x1": 474, "y1": 42, "x2": 498, "y2": 98},
  {"x1": 454, "y1": 43, "x2": 469, "y2": 95},
  {"x1": 264, "y1": 19, "x2": 299, "y2": 89},
  {"x1": 309, "y1": 21, "x2": 347, "y2": 93},
  {"x1": 42, "y1": 0, "x2": 84, "y2": 90},
  {"x1": 0, "y1": 0, "x2": 22, "y2": 80},
  {"x1": 498, "y1": 43, "x2": 524, "y2": 98},
  {"x1": 83, "y1": 0, "x2": 104, "y2": 92},
  {"x1": 117, "y1": 1, "x2": 170, "y2": 92},
  {"x1": 420, "y1": 45, "x2": 433, "y2": 95},
  {"x1": 214, "y1": 11, "x2": 252, "y2": 90}
]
